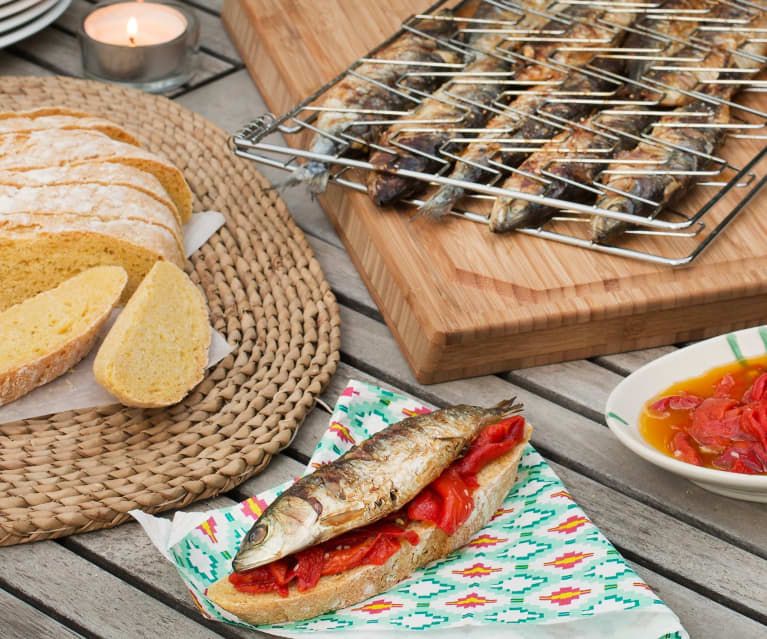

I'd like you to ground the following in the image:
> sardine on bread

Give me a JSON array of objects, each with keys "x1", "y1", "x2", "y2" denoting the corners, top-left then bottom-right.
[{"x1": 206, "y1": 400, "x2": 531, "y2": 625}]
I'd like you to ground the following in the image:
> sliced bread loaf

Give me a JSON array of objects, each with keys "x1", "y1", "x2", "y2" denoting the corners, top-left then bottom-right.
[
  {"x1": 0, "y1": 213, "x2": 184, "y2": 310},
  {"x1": 0, "y1": 266, "x2": 127, "y2": 406},
  {"x1": 0, "y1": 183, "x2": 184, "y2": 246},
  {"x1": 94, "y1": 262, "x2": 210, "y2": 408},
  {"x1": 0, "y1": 110, "x2": 139, "y2": 146},
  {"x1": 0, "y1": 164, "x2": 179, "y2": 221},
  {"x1": 0, "y1": 130, "x2": 192, "y2": 222}
]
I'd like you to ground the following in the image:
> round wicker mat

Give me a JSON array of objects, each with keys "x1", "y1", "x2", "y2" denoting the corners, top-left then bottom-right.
[{"x1": 0, "y1": 76, "x2": 341, "y2": 546}]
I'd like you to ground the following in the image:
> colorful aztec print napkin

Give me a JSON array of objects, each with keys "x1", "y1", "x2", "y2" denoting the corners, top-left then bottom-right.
[{"x1": 133, "y1": 380, "x2": 688, "y2": 639}]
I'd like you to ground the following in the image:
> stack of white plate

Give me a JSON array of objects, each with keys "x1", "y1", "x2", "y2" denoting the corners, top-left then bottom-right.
[{"x1": 0, "y1": 0, "x2": 71, "y2": 49}]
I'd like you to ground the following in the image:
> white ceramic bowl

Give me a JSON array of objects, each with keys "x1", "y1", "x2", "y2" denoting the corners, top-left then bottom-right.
[{"x1": 605, "y1": 326, "x2": 767, "y2": 502}]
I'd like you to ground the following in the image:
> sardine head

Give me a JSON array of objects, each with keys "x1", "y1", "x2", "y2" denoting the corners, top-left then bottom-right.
[{"x1": 232, "y1": 496, "x2": 320, "y2": 573}]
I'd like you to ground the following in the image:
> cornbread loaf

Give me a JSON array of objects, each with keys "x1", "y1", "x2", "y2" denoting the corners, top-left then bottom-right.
[
  {"x1": 0, "y1": 130, "x2": 192, "y2": 222},
  {"x1": 0, "y1": 183, "x2": 184, "y2": 248},
  {"x1": 0, "y1": 213, "x2": 184, "y2": 311},
  {"x1": 0, "y1": 266, "x2": 127, "y2": 406},
  {"x1": 0, "y1": 164, "x2": 179, "y2": 221},
  {"x1": 0, "y1": 108, "x2": 139, "y2": 146},
  {"x1": 94, "y1": 261, "x2": 210, "y2": 408},
  {"x1": 207, "y1": 424, "x2": 532, "y2": 625}
]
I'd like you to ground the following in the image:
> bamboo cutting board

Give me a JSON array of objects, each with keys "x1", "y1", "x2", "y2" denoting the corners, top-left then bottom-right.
[{"x1": 224, "y1": 0, "x2": 767, "y2": 383}]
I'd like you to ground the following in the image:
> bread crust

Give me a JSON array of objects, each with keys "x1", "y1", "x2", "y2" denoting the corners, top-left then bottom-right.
[
  {"x1": 0, "y1": 266, "x2": 127, "y2": 406},
  {"x1": 0, "y1": 113, "x2": 140, "y2": 146},
  {"x1": 206, "y1": 424, "x2": 531, "y2": 625},
  {"x1": 0, "y1": 213, "x2": 184, "y2": 266},
  {"x1": 0, "y1": 183, "x2": 184, "y2": 253},
  {"x1": 0, "y1": 130, "x2": 192, "y2": 221}
]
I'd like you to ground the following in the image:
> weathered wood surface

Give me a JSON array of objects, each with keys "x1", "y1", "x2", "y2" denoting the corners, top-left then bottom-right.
[{"x1": 0, "y1": 2, "x2": 764, "y2": 638}]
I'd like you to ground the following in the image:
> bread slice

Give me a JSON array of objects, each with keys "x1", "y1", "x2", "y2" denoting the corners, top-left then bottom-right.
[
  {"x1": 94, "y1": 261, "x2": 210, "y2": 408},
  {"x1": 0, "y1": 164, "x2": 179, "y2": 225},
  {"x1": 0, "y1": 213, "x2": 184, "y2": 310},
  {"x1": 206, "y1": 424, "x2": 532, "y2": 625},
  {"x1": 0, "y1": 183, "x2": 184, "y2": 250},
  {"x1": 0, "y1": 266, "x2": 127, "y2": 406},
  {"x1": 0, "y1": 109, "x2": 139, "y2": 146},
  {"x1": 0, "y1": 182, "x2": 183, "y2": 243},
  {"x1": 0, "y1": 130, "x2": 192, "y2": 222}
]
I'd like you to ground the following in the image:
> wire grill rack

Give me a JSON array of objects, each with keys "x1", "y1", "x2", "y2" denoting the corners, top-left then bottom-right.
[{"x1": 231, "y1": 0, "x2": 767, "y2": 266}]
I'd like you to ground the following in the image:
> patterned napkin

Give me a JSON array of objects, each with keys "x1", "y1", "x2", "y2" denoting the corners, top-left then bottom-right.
[{"x1": 133, "y1": 380, "x2": 688, "y2": 638}]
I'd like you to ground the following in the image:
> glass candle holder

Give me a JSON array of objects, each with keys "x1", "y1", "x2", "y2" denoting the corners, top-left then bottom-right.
[{"x1": 79, "y1": 1, "x2": 199, "y2": 93}]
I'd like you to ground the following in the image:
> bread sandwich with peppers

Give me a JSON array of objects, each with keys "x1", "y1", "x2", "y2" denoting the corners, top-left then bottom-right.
[{"x1": 207, "y1": 399, "x2": 531, "y2": 624}]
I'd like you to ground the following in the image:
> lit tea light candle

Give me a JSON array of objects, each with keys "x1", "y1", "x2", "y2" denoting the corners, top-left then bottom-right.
[
  {"x1": 79, "y1": 1, "x2": 199, "y2": 93},
  {"x1": 84, "y1": 2, "x2": 188, "y2": 47}
]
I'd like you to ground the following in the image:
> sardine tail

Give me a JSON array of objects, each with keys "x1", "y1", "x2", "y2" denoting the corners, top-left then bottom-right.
[
  {"x1": 489, "y1": 397, "x2": 523, "y2": 418},
  {"x1": 281, "y1": 161, "x2": 330, "y2": 194},
  {"x1": 591, "y1": 212, "x2": 627, "y2": 244},
  {"x1": 418, "y1": 185, "x2": 465, "y2": 219},
  {"x1": 489, "y1": 199, "x2": 530, "y2": 233}
]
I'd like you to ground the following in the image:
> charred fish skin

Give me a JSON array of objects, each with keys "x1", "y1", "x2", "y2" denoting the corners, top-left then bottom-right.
[
  {"x1": 639, "y1": 3, "x2": 767, "y2": 107},
  {"x1": 287, "y1": 11, "x2": 461, "y2": 194},
  {"x1": 419, "y1": 6, "x2": 636, "y2": 219},
  {"x1": 590, "y1": 2, "x2": 767, "y2": 243},
  {"x1": 487, "y1": 104, "x2": 656, "y2": 232},
  {"x1": 623, "y1": 0, "x2": 713, "y2": 82},
  {"x1": 232, "y1": 398, "x2": 522, "y2": 573},
  {"x1": 366, "y1": 51, "x2": 512, "y2": 205},
  {"x1": 366, "y1": 0, "x2": 556, "y2": 207},
  {"x1": 590, "y1": 94, "x2": 730, "y2": 243}
]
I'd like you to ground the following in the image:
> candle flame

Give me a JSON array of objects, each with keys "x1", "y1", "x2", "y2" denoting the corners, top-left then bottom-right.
[{"x1": 127, "y1": 16, "x2": 138, "y2": 38}]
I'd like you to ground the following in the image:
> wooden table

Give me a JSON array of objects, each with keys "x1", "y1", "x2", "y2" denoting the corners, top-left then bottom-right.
[{"x1": 0, "y1": 2, "x2": 765, "y2": 637}]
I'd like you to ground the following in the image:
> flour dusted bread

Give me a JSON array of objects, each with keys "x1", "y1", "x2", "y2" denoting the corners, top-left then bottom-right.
[
  {"x1": 0, "y1": 266, "x2": 127, "y2": 406},
  {"x1": 0, "y1": 129, "x2": 192, "y2": 222},
  {"x1": 94, "y1": 261, "x2": 210, "y2": 408},
  {"x1": 0, "y1": 183, "x2": 184, "y2": 247},
  {"x1": 0, "y1": 164, "x2": 179, "y2": 221},
  {"x1": 0, "y1": 213, "x2": 184, "y2": 310},
  {"x1": 0, "y1": 108, "x2": 140, "y2": 146},
  {"x1": 206, "y1": 425, "x2": 531, "y2": 625}
]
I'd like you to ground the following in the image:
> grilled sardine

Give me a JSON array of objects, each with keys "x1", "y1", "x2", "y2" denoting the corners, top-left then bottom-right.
[
  {"x1": 232, "y1": 398, "x2": 522, "y2": 572},
  {"x1": 591, "y1": 3, "x2": 767, "y2": 242},
  {"x1": 419, "y1": 7, "x2": 636, "y2": 218},
  {"x1": 590, "y1": 88, "x2": 731, "y2": 243},
  {"x1": 366, "y1": 0, "x2": 556, "y2": 206},
  {"x1": 286, "y1": 11, "x2": 461, "y2": 194},
  {"x1": 489, "y1": 104, "x2": 656, "y2": 232}
]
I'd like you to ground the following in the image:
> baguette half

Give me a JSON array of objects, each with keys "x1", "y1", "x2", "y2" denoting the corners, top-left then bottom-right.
[{"x1": 207, "y1": 424, "x2": 531, "y2": 625}]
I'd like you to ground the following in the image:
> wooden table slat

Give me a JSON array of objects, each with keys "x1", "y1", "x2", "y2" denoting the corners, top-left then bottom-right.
[
  {"x1": 0, "y1": 588, "x2": 84, "y2": 639},
  {"x1": 0, "y1": 541, "x2": 226, "y2": 639}
]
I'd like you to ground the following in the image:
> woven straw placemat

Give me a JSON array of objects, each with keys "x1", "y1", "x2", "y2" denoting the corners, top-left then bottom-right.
[{"x1": 0, "y1": 76, "x2": 341, "y2": 546}]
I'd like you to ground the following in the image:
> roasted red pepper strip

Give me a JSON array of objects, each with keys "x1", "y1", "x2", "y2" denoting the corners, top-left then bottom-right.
[
  {"x1": 432, "y1": 468, "x2": 474, "y2": 536},
  {"x1": 407, "y1": 486, "x2": 441, "y2": 523},
  {"x1": 649, "y1": 392, "x2": 704, "y2": 414},
  {"x1": 295, "y1": 547, "x2": 324, "y2": 592},
  {"x1": 322, "y1": 536, "x2": 379, "y2": 576},
  {"x1": 365, "y1": 535, "x2": 402, "y2": 566},
  {"x1": 670, "y1": 432, "x2": 702, "y2": 466}
]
